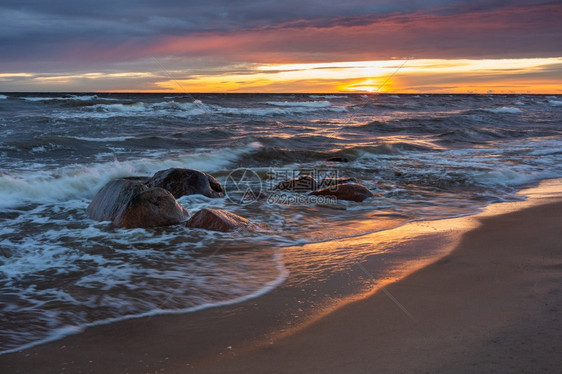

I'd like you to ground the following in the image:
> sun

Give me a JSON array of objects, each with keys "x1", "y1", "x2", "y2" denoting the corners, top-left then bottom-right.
[{"x1": 339, "y1": 78, "x2": 394, "y2": 93}]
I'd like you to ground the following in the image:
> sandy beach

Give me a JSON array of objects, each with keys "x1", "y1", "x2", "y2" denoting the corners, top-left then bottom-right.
[
  {"x1": 199, "y1": 207, "x2": 561, "y2": 373},
  {"x1": 1, "y1": 181, "x2": 561, "y2": 373}
]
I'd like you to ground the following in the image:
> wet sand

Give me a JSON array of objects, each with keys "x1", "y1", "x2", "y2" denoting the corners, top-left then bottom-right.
[
  {"x1": 1, "y1": 182, "x2": 561, "y2": 373},
  {"x1": 196, "y1": 194, "x2": 562, "y2": 373}
]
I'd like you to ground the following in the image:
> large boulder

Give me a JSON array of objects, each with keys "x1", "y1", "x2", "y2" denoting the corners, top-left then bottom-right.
[
  {"x1": 186, "y1": 208, "x2": 255, "y2": 232},
  {"x1": 309, "y1": 183, "x2": 374, "y2": 202},
  {"x1": 113, "y1": 187, "x2": 190, "y2": 228},
  {"x1": 146, "y1": 168, "x2": 224, "y2": 198},
  {"x1": 88, "y1": 178, "x2": 189, "y2": 228},
  {"x1": 87, "y1": 178, "x2": 148, "y2": 221}
]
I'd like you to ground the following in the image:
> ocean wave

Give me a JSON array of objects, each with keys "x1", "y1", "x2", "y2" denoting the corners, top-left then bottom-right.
[
  {"x1": 0, "y1": 230, "x2": 287, "y2": 355},
  {"x1": 0, "y1": 142, "x2": 261, "y2": 208},
  {"x1": 309, "y1": 95, "x2": 349, "y2": 99},
  {"x1": 212, "y1": 103, "x2": 347, "y2": 116},
  {"x1": 0, "y1": 95, "x2": 7, "y2": 100},
  {"x1": 549, "y1": 100, "x2": 562, "y2": 107},
  {"x1": 92, "y1": 102, "x2": 148, "y2": 112},
  {"x1": 364, "y1": 140, "x2": 445, "y2": 154},
  {"x1": 266, "y1": 100, "x2": 331, "y2": 108},
  {"x1": 436, "y1": 126, "x2": 529, "y2": 143},
  {"x1": 20, "y1": 96, "x2": 59, "y2": 101},
  {"x1": 30, "y1": 143, "x2": 64, "y2": 153},
  {"x1": 0, "y1": 260, "x2": 287, "y2": 355},
  {"x1": 236, "y1": 138, "x2": 443, "y2": 167},
  {"x1": 72, "y1": 136, "x2": 135, "y2": 142},
  {"x1": 164, "y1": 99, "x2": 212, "y2": 115},
  {"x1": 53, "y1": 98, "x2": 346, "y2": 119},
  {"x1": 18, "y1": 95, "x2": 106, "y2": 102},
  {"x1": 484, "y1": 106, "x2": 523, "y2": 114},
  {"x1": 60, "y1": 102, "x2": 162, "y2": 118},
  {"x1": 66, "y1": 95, "x2": 98, "y2": 101}
]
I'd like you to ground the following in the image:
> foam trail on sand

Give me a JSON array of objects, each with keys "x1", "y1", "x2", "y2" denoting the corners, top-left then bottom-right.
[{"x1": 0, "y1": 250, "x2": 288, "y2": 355}]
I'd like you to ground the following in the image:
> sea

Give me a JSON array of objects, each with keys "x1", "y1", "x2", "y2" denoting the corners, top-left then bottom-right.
[{"x1": 1, "y1": 92, "x2": 561, "y2": 353}]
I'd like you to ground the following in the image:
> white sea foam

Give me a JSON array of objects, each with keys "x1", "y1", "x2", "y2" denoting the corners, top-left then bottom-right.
[
  {"x1": 54, "y1": 100, "x2": 211, "y2": 119},
  {"x1": 309, "y1": 95, "x2": 348, "y2": 99},
  {"x1": 30, "y1": 146, "x2": 47, "y2": 153},
  {"x1": 266, "y1": 100, "x2": 331, "y2": 108},
  {"x1": 68, "y1": 95, "x2": 97, "y2": 101},
  {"x1": 0, "y1": 142, "x2": 261, "y2": 208},
  {"x1": 214, "y1": 105, "x2": 346, "y2": 116},
  {"x1": 20, "y1": 96, "x2": 59, "y2": 101},
  {"x1": 0, "y1": 95, "x2": 7, "y2": 100},
  {"x1": 484, "y1": 106, "x2": 522, "y2": 114},
  {"x1": 0, "y1": 251, "x2": 287, "y2": 355},
  {"x1": 72, "y1": 136, "x2": 134, "y2": 142},
  {"x1": 548, "y1": 100, "x2": 562, "y2": 107},
  {"x1": 18, "y1": 95, "x2": 99, "y2": 102},
  {"x1": 54, "y1": 98, "x2": 344, "y2": 119},
  {"x1": 169, "y1": 100, "x2": 212, "y2": 115},
  {"x1": 92, "y1": 102, "x2": 147, "y2": 112}
]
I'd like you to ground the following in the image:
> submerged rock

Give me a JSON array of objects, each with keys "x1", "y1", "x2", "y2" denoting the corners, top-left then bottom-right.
[
  {"x1": 146, "y1": 168, "x2": 224, "y2": 198},
  {"x1": 87, "y1": 178, "x2": 149, "y2": 221},
  {"x1": 113, "y1": 187, "x2": 190, "y2": 228},
  {"x1": 275, "y1": 175, "x2": 317, "y2": 192},
  {"x1": 326, "y1": 157, "x2": 350, "y2": 163},
  {"x1": 310, "y1": 183, "x2": 374, "y2": 202},
  {"x1": 186, "y1": 208, "x2": 255, "y2": 232},
  {"x1": 318, "y1": 177, "x2": 360, "y2": 189}
]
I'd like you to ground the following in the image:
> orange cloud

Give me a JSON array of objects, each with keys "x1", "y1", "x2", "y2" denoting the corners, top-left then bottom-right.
[{"x1": 149, "y1": 58, "x2": 561, "y2": 94}]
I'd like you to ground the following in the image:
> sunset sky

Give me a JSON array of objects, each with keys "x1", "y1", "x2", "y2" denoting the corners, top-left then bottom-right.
[{"x1": 1, "y1": 0, "x2": 561, "y2": 93}]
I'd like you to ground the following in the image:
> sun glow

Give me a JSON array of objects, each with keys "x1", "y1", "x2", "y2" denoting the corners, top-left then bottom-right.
[
  {"x1": 151, "y1": 58, "x2": 562, "y2": 93},
  {"x1": 4, "y1": 58, "x2": 560, "y2": 93}
]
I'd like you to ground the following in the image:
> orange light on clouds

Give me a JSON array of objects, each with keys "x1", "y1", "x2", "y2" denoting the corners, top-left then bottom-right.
[
  {"x1": 152, "y1": 57, "x2": 561, "y2": 94},
  {"x1": 6, "y1": 58, "x2": 561, "y2": 93}
]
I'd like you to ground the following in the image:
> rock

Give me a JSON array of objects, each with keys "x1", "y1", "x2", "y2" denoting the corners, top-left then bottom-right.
[
  {"x1": 326, "y1": 157, "x2": 349, "y2": 163},
  {"x1": 88, "y1": 178, "x2": 190, "y2": 228},
  {"x1": 87, "y1": 178, "x2": 149, "y2": 221},
  {"x1": 146, "y1": 168, "x2": 224, "y2": 198},
  {"x1": 186, "y1": 208, "x2": 255, "y2": 232},
  {"x1": 113, "y1": 187, "x2": 190, "y2": 228},
  {"x1": 0, "y1": 247, "x2": 12, "y2": 258},
  {"x1": 318, "y1": 177, "x2": 360, "y2": 189},
  {"x1": 275, "y1": 175, "x2": 317, "y2": 192},
  {"x1": 309, "y1": 183, "x2": 374, "y2": 202}
]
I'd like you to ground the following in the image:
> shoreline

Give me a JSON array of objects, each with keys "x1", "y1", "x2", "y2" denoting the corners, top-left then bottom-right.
[
  {"x1": 195, "y1": 179, "x2": 562, "y2": 373},
  {"x1": 1, "y1": 179, "x2": 561, "y2": 373}
]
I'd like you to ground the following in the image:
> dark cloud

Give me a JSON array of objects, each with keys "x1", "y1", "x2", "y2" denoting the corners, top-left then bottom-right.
[{"x1": 0, "y1": 0, "x2": 560, "y2": 90}]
